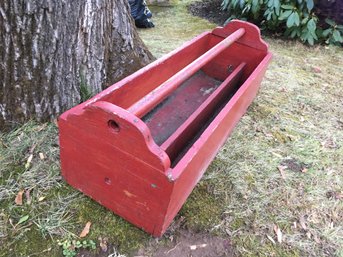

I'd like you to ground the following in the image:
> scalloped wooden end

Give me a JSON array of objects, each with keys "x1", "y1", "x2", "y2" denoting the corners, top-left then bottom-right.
[{"x1": 213, "y1": 20, "x2": 269, "y2": 52}]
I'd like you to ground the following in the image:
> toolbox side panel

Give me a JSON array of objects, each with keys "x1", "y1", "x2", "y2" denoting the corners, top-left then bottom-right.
[{"x1": 161, "y1": 53, "x2": 272, "y2": 234}]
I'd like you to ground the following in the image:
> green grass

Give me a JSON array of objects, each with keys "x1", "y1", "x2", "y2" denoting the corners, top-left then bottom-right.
[
  {"x1": 1, "y1": 2, "x2": 343, "y2": 257},
  {"x1": 205, "y1": 40, "x2": 343, "y2": 256}
]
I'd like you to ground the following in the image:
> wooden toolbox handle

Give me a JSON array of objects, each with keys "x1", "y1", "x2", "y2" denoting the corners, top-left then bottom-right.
[{"x1": 127, "y1": 28, "x2": 245, "y2": 118}]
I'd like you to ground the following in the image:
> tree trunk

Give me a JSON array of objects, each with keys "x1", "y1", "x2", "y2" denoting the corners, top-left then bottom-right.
[{"x1": 0, "y1": 0, "x2": 154, "y2": 129}]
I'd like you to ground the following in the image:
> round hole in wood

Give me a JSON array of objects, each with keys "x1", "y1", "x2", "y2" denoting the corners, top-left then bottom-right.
[
  {"x1": 108, "y1": 120, "x2": 120, "y2": 132},
  {"x1": 104, "y1": 177, "x2": 111, "y2": 185}
]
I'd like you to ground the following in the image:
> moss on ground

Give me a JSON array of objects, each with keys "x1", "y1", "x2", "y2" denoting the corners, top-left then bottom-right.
[
  {"x1": 73, "y1": 197, "x2": 149, "y2": 254},
  {"x1": 179, "y1": 182, "x2": 224, "y2": 232},
  {"x1": 4, "y1": 228, "x2": 61, "y2": 257}
]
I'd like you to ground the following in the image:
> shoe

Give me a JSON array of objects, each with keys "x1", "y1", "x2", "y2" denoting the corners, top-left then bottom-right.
[{"x1": 135, "y1": 18, "x2": 155, "y2": 28}]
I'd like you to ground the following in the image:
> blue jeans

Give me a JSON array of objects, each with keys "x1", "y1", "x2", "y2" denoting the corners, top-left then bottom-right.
[{"x1": 129, "y1": 0, "x2": 154, "y2": 28}]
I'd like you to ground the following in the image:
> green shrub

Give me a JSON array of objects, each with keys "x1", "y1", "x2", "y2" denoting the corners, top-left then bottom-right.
[{"x1": 221, "y1": 0, "x2": 343, "y2": 45}]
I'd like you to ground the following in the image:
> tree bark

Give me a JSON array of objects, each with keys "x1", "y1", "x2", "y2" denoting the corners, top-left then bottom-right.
[{"x1": 0, "y1": 0, "x2": 154, "y2": 129}]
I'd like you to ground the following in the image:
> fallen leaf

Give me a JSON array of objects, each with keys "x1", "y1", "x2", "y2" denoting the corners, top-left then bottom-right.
[
  {"x1": 79, "y1": 221, "x2": 91, "y2": 238},
  {"x1": 335, "y1": 193, "x2": 343, "y2": 200},
  {"x1": 38, "y1": 196, "x2": 46, "y2": 202},
  {"x1": 190, "y1": 244, "x2": 207, "y2": 250},
  {"x1": 266, "y1": 234, "x2": 276, "y2": 244},
  {"x1": 15, "y1": 190, "x2": 25, "y2": 205},
  {"x1": 17, "y1": 215, "x2": 29, "y2": 226},
  {"x1": 273, "y1": 224, "x2": 282, "y2": 243},
  {"x1": 301, "y1": 168, "x2": 308, "y2": 173},
  {"x1": 312, "y1": 66, "x2": 321, "y2": 73},
  {"x1": 39, "y1": 152, "x2": 45, "y2": 160},
  {"x1": 9, "y1": 218, "x2": 15, "y2": 228},
  {"x1": 25, "y1": 154, "x2": 33, "y2": 169},
  {"x1": 25, "y1": 189, "x2": 32, "y2": 205},
  {"x1": 225, "y1": 228, "x2": 232, "y2": 236},
  {"x1": 190, "y1": 245, "x2": 197, "y2": 250},
  {"x1": 99, "y1": 237, "x2": 108, "y2": 252},
  {"x1": 277, "y1": 165, "x2": 287, "y2": 180},
  {"x1": 271, "y1": 152, "x2": 283, "y2": 158}
]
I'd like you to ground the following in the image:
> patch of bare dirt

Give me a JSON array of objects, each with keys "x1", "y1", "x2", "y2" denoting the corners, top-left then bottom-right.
[
  {"x1": 134, "y1": 229, "x2": 234, "y2": 257},
  {"x1": 280, "y1": 158, "x2": 310, "y2": 173},
  {"x1": 188, "y1": 0, "x2": 229, "y2": 26}
]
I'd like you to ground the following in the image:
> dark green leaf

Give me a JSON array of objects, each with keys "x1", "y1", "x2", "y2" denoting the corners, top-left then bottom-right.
[
  {"x1": 264, "y1": 9, "x2": 273, "y2": 20},
  {"x1": 300, "y1": 32, "x2": 307, "y2": 41},
  {"x1": 281, "y1": 4, "x2": 294, "y2": 10},
  {"x1": 294, "y1": 12, "x2": 300, "y2": 26},
  {"x1": 231, "y1": 0, "x2": 238, "y2": 8},
  {"x1": 274, "y1": 0, "x2": 280, "y2": 15},
  {"x1": 306, "y1": 0, "x2": 314, "y2": 11},
  {"x1": 307, "y1": 19, "x2": 316, "y2": 33},
  {"x1": 307, "y1": 35, "x2": 314, "y2": 45},
  {"x1": 291, "y1": 29, "x2": 297, "y2": 38},
  {"x1": 325, "y1": 18, "x2": 335, "y2": 27},
  {"x1": 221, "y1": 0, "x2": 230, "y2": 10},
  {"x1": 287, "y1": 12, "x2": 295, "y2": 28},
  {"x1": 279, "y1": 10, "x2": 292, "y2": 20},
  {"x1": 332, "y1": 30, "x2": 343, "y2": 43},
  {"x1": 268, "y1": 0, "x2": 274, "y2": 8},
  {"x1": 271, "y1": 13, "x2": 277, "y2": 21},
  {"x1": 301, "y1": 17, "x2": 309, "y2": 25},
  {"x1": 252, "y1": 0, "x2": 259, "y2": 13}
]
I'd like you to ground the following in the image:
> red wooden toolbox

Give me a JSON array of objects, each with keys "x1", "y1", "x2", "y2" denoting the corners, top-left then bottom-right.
[{"x1": 59, "y1": 20, "x2": 272, "y2": 236}]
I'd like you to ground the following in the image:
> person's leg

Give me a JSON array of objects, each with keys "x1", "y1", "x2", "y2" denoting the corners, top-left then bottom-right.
[
  {"x1": 129, "y1": 0, "x2": 154, "y2": 28},
  {"x1": 143, "y1": 1, "x2": 152, "y2": 18}
]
